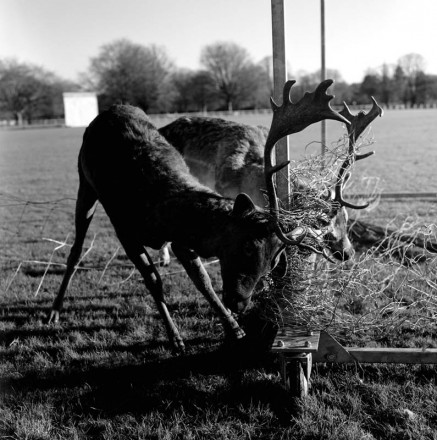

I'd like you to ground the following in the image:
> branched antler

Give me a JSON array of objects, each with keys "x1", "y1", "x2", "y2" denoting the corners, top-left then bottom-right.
[
  {"x1": 334, "y1": 97, "x2": 384, "y2": 209},
  {"x1": 340, "y1": 97, "x2": 384, "y2": 145},
  {"x1": 266, "y1": 79, "x2": 349, "y2": 155},
  {"x1": 264, "y1": 79, "x2": 350, "y2": 248}
]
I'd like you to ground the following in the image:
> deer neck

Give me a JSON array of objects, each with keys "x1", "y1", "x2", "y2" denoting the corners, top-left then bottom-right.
[{"x1": 155, "y1": 191, "x2": 234, "y2": 257}]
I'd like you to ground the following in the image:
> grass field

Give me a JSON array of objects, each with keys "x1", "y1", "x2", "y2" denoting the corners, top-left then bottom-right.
[{"x1": 0, "y1": 110, "x2": 436, "y2": 439}]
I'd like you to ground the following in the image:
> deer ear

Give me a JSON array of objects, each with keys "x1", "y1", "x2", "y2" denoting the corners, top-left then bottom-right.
[{"x1": 232, "y1": 193, "x2": 256, "y2": 217}]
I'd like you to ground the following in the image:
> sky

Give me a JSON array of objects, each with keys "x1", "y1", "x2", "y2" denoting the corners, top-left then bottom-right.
[{"x1": 1, "y1": 0, "x2": 436, "y2": 85}]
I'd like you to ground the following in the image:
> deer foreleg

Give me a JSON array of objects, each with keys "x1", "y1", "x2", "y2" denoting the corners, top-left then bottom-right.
[
  {"x1": 122, "y1": 245, "x2": 184, "y2": 352},
  {"x1": 171, "y1": 243, "x2": 245, "y2": 340}
]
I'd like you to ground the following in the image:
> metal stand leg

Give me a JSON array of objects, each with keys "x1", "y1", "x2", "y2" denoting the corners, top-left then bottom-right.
[{"x1": 279, "y1": 353, "x2": 312, "y2": 398}]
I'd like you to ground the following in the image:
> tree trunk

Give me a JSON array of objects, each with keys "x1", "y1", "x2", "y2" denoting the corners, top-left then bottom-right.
[{"x1": 15, "y1": 111, "x2": 24, "y2": 126}]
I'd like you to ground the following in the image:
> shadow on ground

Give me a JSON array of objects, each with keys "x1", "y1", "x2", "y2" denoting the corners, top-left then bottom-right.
[{"x1": 1, "y1": 337, "x2": 296, "y2": 423}]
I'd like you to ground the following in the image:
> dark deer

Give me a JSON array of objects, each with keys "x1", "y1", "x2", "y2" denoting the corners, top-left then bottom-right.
[
  {"x1": 48, "y1": 80, "x2": 348, "y2": 350},
  {"x1": 159, "y1": 96, "x2": 383, "y2": 263}
]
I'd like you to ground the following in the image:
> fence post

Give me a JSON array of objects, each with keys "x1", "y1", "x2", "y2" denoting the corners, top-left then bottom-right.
[
  {"x1": 320, "y1": 0, "x2": 327, "y2": 166},
  {"x1": 271, "y1": 0, "x2": 290, "y2": 204}
]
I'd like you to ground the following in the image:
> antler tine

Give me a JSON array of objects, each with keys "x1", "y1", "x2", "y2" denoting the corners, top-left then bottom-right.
[
  {"x1": 265, "y1": 79, "x2": 350, "y2": 247},
  {"x1": 335, "y1": 97, "x2": 383, "y2": 209},
  {"x1": 266, "y1": 79, "x2": 350, "y2": 150},
  {"x1": 269, "y1": 79, "x2": 297, "y2": 113},
  {"x1": 339, "y1": 96, "x2": 384, "y2": 147}
]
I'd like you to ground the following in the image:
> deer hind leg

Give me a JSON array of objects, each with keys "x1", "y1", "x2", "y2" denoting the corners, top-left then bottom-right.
[
  {"x1": 159, "y1": 243, "x2": 171, "y2": 266},
  {"x1": 171, "y1": 243, "x2": 245, "y2": 340},
  {"x1": 116, "y1": 236, "x2": 184, "y2": 351},
  {"x1": 48, "y1": 178, "x2": 98, "y2": 323}
]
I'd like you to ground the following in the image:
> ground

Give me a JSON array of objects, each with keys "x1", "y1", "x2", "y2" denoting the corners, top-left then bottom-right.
[{"x1": 0, "y1": 110, "x2": 436, "y2": 439}]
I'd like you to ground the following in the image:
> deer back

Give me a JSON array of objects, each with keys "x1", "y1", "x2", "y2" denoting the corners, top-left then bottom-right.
[
  {"x1": 80, "y1": 106, "x2": 213, "y2": 206},
  {"x1": 79, "y1": 105, "x2": 224, "y2": 249},
  {"x1": 159, "y1": 117, "x2": 267, "y2": 206}
]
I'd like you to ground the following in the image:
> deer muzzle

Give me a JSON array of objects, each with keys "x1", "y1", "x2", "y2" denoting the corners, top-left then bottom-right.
[
  {"x1": 223, "y1": 295, "x2": 251, "y2": 314},
  {"x1": 222, "y1": 275, "x2": 256, "y2": 314}
]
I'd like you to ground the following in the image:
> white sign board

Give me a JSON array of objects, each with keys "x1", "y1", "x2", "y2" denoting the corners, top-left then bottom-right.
[{"x1": 63, "y1": 92, "x2": 98, "y2": 127}]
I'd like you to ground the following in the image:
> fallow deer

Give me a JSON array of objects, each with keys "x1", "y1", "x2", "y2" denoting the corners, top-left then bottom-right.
[
  {"x1": 48, "y1": 80, "x2": 349, "y2": 351},
  {"x1": 321, "y1": 98, "x2": 384, "y2": 257},
  {"x1": 159, "y1": 97, "x2": 383, "y2": 264}
]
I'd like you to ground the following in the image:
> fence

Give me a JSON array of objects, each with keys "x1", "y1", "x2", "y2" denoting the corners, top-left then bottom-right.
[{"x1": 1, "y1": 103, "x2": 437, "y2": 130}]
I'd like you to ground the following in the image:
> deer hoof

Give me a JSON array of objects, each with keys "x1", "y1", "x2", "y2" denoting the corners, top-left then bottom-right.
[
  {"x1": 233, "y1": 326, "x2": 246, "y2": 340},
  {"x1": 47, "y1": 310, "x2": 60, "y2": 325},
  {"x1": 172, "y1": 336, "x2": 185, "y2": 353},
  {"x1": 226, "y1": 327, "x2": 246, "y2": 340}
]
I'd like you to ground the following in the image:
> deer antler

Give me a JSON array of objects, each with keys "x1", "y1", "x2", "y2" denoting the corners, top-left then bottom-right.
[
  {"x1": 334, "y1": 97, "x2": 384, "y2": 209},
  {"x1": 264, "y1": 79, "x2": 350, "y2": 247},
  {"x1": 340, "y1": 97, "x2": 384, "y2": 145},
  {"x1": 266, "y1": 79, "x2": 350, "y2": 151}
]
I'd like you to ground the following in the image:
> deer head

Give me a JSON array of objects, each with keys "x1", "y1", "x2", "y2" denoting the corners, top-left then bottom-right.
[
  {"x1": 219, "y1": 193, "x2": 288, "y2": 313},
  {"x1": 264, "y1": 79, "x2": 350, "y2": 256},
  {"x1": 221, "y1": 80, "x2": 350, "y2": 313},
  {"x1": 324, "y1": 97, "x2": 383, "y2": 260}
]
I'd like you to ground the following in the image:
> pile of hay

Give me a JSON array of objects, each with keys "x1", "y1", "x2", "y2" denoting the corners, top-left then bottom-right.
[{"x1": 252, "y1": 135, "x2": 437, "y2": 345}]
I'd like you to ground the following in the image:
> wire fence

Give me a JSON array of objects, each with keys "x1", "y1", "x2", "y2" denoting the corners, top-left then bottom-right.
[{"x1": 0, "y1": 190, "x2": 220, "y2": 298}]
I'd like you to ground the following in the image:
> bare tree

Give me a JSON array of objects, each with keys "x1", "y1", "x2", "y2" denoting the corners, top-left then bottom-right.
[
  {"x1": 200, "y1": 42, "x2": 261, "y2": 111},
  {"x1": 169, "y1": 69, "x2": 217, "y2": 113},
  {"x1": 89, "y1": 39, "x2": 173, "y2": 112},
  {"x1": 0, "y1": 59, "x2": 70, "y2": 124},
  {"x1": 398, "y1": 53, "x2": 426, "y2": 78},
  {"x1": 378, "y1": 63, "x2": 395, "y2": 106},
  {"x1": 189, "y1": 70, "x2": 218, "y2": 112},
  {"x1": 397, "y1": 53, "x2": 426, "y2": 107},
  {"x1": 292, "y1": 69, "x2": 347, "y2": 104},
  {"x1": 391, "y1": 65, "x2": 408, "y2": 105},
  {"x1": 259, "y1": 56, "x2": 274, "y2": 94},
  {"x1": 360, "y1": 73, "x2": 381, "y2": 101}
]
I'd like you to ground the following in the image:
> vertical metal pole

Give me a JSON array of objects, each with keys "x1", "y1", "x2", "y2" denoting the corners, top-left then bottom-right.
[
  {"x1": 320, "y1": 0, "x2": 327, "y2": 164},
  {"x1": 271, "y1": 0, "x2": 290, "y2": 204}
]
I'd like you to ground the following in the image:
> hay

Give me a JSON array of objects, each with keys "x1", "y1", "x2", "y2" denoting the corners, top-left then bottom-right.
[{"x1": 255, "y1": 134, "x2": 437, "y2": 345}]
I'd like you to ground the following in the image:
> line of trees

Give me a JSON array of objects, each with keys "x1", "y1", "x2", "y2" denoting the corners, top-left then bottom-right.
[
  {"x1": 1, "y1": 39, "x2": 437, "y2": 125},
  {"x1": 0, "y1": 59, "x2": 77, "y2": 124}
]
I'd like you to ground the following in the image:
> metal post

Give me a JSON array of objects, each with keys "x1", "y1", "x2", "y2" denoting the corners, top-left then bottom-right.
[
  {"x1": 320, "y1": 0, "x2": 327, "y2": 165},
  {"x1": 271, "y1": 0, "x2": 290, "y2": 204}
]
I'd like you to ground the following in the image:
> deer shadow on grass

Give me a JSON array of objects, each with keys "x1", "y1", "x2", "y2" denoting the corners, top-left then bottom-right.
[
  {"x1": 80, "y1": 345, "x2": 294, "y2": 421},
  {"x1": 2, "y1": 295, "x2": 207, "y2": 328},
  {"x1": 1, "y1": 327, "x2": 296, "y2": 423}
]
